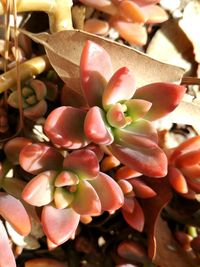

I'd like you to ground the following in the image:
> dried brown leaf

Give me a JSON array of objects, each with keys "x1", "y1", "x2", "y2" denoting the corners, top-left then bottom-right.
[
  {"x1": 141, "y1": 178, "x2": 173, "y2": 260},
  {"x1": 147, "y1": 20, "x2": 195, "y2": 75},
  {"x1": 20, "y1": 29, "x2": 185, "y2": 96},
  {"x1": 179, "y1": 1, "x2": 200, "y2": 63},
  {"x1": 152, "y1": 217, "x2": 196, "y2": 267}
]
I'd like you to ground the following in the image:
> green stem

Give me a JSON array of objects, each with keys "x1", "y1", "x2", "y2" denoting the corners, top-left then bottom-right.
[
  {"x1": 0, "y1": 0, "x2": 73, "y2": 32},
  {"x1": 0, "y1": 55, "x2": 50, "y2": 94}
]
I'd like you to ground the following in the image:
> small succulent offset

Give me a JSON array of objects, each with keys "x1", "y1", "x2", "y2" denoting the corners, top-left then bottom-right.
[
  {"x1": 167, "y1": 136, "x2": 200, "y2": 199},
  {"x1": 44, "y1": 40, "x2": 186, "y2": 178},
  {"x1": 8, "y1": 79, "x2": 47, "y2": 120},
  {"x1": 20, "y1": 143, "x2": 124, "y2": 245}
]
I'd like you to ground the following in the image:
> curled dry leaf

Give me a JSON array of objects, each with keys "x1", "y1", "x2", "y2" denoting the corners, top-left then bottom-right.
[
  {"x1": 19, "y1": 29, "x2": 185, "y2": 96},
  {"x1": 147, "y1": 19, "x2": 194, "y2": 74},
  {"x1": 152, "y1": 217, "x2": 196, "y2": 267},
  {"x1": 179, "y1": 1, "x2": 200, "y2": 63}
]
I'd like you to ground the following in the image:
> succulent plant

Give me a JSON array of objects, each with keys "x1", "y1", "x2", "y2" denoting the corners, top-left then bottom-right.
[
  {"x1": 167, "y1": 136, "x2": 200, "y2": 199},
  {"x1": 19, "y1": 142, "x2": 124, "y2": 245},
  {"x1": 44, "y1": 40, "x2": 186, "y2": 178},
  {"x1": 79, "y1": 0, "x2": 168, "y2": 46},
  {"x1": 8, "y1": 79, "x2": 48, "y2": 120}
]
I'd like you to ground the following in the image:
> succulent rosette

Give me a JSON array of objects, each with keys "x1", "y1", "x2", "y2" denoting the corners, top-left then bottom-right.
[
  {"x1": 8, "y1": 79, "x2": 48, "y2": 120},
  {"x1": 167, "y1": 136, "x2": 200, "y2": 199},
  {"x1": 45, "y1": 40, "x2": 186, "y2": 178},
  {"x1": 20, "y1": 143, "x2": 124, "y2": 245}
]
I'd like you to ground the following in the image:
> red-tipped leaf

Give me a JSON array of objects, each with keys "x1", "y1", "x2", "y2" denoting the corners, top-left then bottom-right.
[
  {"x1": 102, "y1": 67, "x2": 136, "y2": 110},
  {"x1": 134, "y1": 83, "x2": 186, "y2": 121}
]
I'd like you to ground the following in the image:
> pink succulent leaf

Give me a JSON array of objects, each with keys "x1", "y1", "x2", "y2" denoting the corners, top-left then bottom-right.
[
  {"x1": 125, "y1": 99, "x2": 152, "y2": 120},
  {"x1": 89, "y1": 172, "x2": 124, "y2": 212},
  {"x1": 54, "y1": 187, "x2": 74, "y2": 209},
  {"x1": 169, "y1": 136, "x2": 200, "y2": 164},
  {"x1": 63, "y1": 149, "x2": 99, "y2": 180},
  {"x1": 109, "y1": 18, "x2": 148, "y2": 46},
  {"x1": 134, "y1": 83, "x2": 186, "y2": 121},
  {"x1": 22, "y1": 170, "x2": 57, "y2": 207},
  {"x1": 129, "y1": 178, "x2": 157, "y2": 198},
  {"x1": 0, "y1": 220, "x2": 16, "y2": 267},
  {"x1": 4, "y1": 137, "x2": 32, "y2": 165},
  {"x1": 122, "y1": 119, "x2": 158, "y2": 143},
  {"x1": 23, "y1": 99, "x2": 47, "y2": 120},
  {"x1": 44, "y1": 106, "x2": 89, "y2": 149},
  {"x1": 167, "y1": 166, "x2": 188, "y2": 194},
  {"x1": 102, "y1": 67, "x2": 136, "y2": 111},
  {"x1": 119, "y1": 0, "x2": 147, "y2": 23},
  {"x1": 41, "y1": 205, "x2": 80, "y2": 245},
  {"x1": 29, "y1": 79, "x2": 47, "y2": 101},
  {"x1": 180, "y1": 165, "x2": 200, "y2": 179},
  {"x1": 84, "y1": 106, "x2": 114, "y2": 145},
  {"x1": 84, "y1": 143, "x2": 104, "y2": 161},
  {"x1": 143, "y1": 5, "x2": 168, "y2": 24},
  {"x1": 71, "y1": 179, "x2": 101, "y2": 215},
  {"x1": 19, "y1": 143, "x2": 64, "y2": 175},
  {"x1": 109, "y1": 130, "x2": 167, "y2": 177},
  {"x1": 55, "y1": 171, "x2": 79, "y2": 187},
  {"x1": 25, "y1": 258, "x2": 66, "y2": 267},
  {"x1": 80, "y1": 40, "x2": 113, "y2": 107},
  {"x1": 186, "y1": 178, "x2": 200, "y2": 194},
  {"x1": 122, "y1": 198, "x2": 145, "y2": 232},
  {"x1": 122, "y1": 197, "x2": 135, "y2": 213},
  {"x1": 118, "y1": 179, "x2": 133, "y2": 194},
  {"x1": 0, "y1": 192, "x2": 31, "y2": 236}
]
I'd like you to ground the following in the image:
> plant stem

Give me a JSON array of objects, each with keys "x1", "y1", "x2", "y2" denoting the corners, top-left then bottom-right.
[
  {"x1": 0, "y1": 0, "x2": 73, "y2": 32},
  {"x1": 181, "y1": 77, "x2": 200, "y2": 85},
  {"x1": 0, "y1": 55, "x2": 50, "y2": 94}
]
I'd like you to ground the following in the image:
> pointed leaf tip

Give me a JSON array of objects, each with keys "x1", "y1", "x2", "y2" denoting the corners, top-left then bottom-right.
[{"x1": 134, "y1": 83, "x2": 186, "y2": 121}]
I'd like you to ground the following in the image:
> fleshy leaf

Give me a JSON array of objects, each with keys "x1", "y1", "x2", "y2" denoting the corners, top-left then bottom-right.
[
  {"x1": 54, "y1": 188, "x2": 74, "y2": 209},
  {"x1": 0, "y1": 221, "x2": 16, "y2": 267},
  {"x1": 129, "y1": 178, "x2": 157, "y2": 198},
  {"x1": 19, "y1": 143, "x2": 63, "y2": 175},
  {"x1": 143, "y1": 4, "x2": 168, "y2": 24},
  {"x1": 63, "y1": 149, "x2": 99, "y2": 179},
  {"x1": 134, "y1": 82, "x2": 186, "y2": 121},
  {"x1": 115, "y1": 166, "x2": 142, "y2": 180},
  {"x1": 79, "y1": 0, "x2": 118, "y2": 15},
  {"x1": 122, "y1": 197, "x2": 135, "y2": 213},
  {"x1": 80, "y1": 40, "x2": 113, "y2": 107},
  {"x1": 167, "y1": 166, "x2": 188, "y2": 194},
  {"x1": 84, "y1": 106, "x2": 114, "y2": 145},
  {"x1": 122, "y1": 119, "x2": 158, "y2": 143},
  {"x1": 109, "y1": 18, "x2": 148, "y2": 46},
  {"x1": 89, "y1": 172, "x2": 124, "y2": 212},
  {"x1": 102, "y1": 67, "x2": 136, "y2": 110},
  {"x1": 4, "y1": 137, "x2": 32, "y2": 165},
  {"x1": 22, "y1": 170, "x2": 57, "y2": 206},
  {"x1": 109, "y1": 130, "x2": 167, "y2": 177},
  {"x1": 55, "y1": 171, "x2": 79, "y2": 187},
  {"x1": 24, "y1": 99, "x2": 47, "y2": 120},
  {"x1": 125, "y1": 99, "x2": 152, "y2": 120},
  {"x1": 169, "y1": 136, "x2": 200, "y2": 164},
  {"x1": 41, "y1": 205, "x2": 80, "y2": 245},
  {"x1": 122, "y1": 198, "x2": 145, "y2": 232},
  {"x1": 175, "y1": 150, "x2": 200, "y2": 168},
  {"x1": 44, "y1": 106, "x2": 89, "y2": 149},
  {"x1": 0, "y1": 192, "x2": 31, "y2": 236},
  {"x1": 119, "y1": 0, "x2": 147, "y2": 23},
  {"x1": 72, "y1": 180, "x2": 101, "y2": 215}
]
